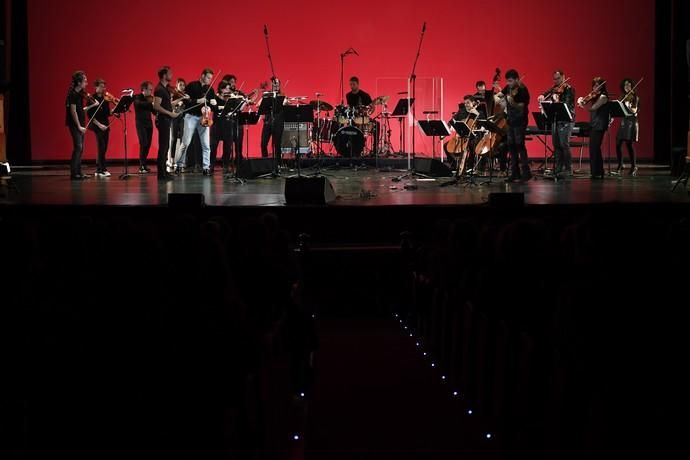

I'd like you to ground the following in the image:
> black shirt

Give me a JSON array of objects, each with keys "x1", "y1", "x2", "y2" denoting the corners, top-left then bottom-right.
[
  {"x1": 590, "y1": 92, "x2": 611, "y2": 131},
  {"x1": 346, "y1": 90, "x2": 372, "y2": 107},
  {"x1": 183, "y1": 81, "x2": 217, "y2": 117},
  {"x1": 501, "y1": 84, "x2": 530, "y2": 127},
  {"x1": 154, "y1": 83, "x2": 173, "y2": 121},
  {"x1": 133, "y1": 94, "x2": 154, "y2": 127},
  {"x1": 87, "y1": 94, "x2": 111, "y2": 131},
  {"x1": 473, "y1": 91, "x2": 494, "y2": 118},
  {"x1": 65, "y1": 89, "x2": 85, "y2": 127}
]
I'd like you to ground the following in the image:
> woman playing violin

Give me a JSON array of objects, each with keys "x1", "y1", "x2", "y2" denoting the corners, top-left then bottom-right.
[
  {"x1": 616, "y1": 78, "x2": 640, "y2": 176},
  {"x1": 577, "y1": 77, "x2": 610, "y2": 180}
]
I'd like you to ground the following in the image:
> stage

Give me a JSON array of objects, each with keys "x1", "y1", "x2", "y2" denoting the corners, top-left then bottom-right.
[{"x1": 1, "y1": 161, "x2": 686, "y2": 208}]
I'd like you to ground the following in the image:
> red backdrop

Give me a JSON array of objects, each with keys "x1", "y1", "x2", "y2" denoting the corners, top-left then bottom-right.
[{"x1": 28, "y1": 0, "x2": 655, "y2": 161}]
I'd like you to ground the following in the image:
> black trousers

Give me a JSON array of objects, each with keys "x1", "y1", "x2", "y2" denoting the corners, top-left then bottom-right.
[
  {"x1": 589, "y1": 129, "x2": 605, "y2": 177},
  {"x1": 211, "y1": 121, "x2": 234, "y2": 171},
  {"x1": 136, "y1": 123, "x2": 153, "y2": 167},
  {"x1": 261, "y1": 117, "x2": 284, "y2": 158},
  {"x1": 507, "y1": 125, "x2": 530, "y2": 177},
  {"x1": 616, "y1": 140, "x2": 636, "y2": 169},
  {"x1": 156, "y1": 118, "x2": 171, "y2": 176},
  {"x1": 553, "y1": 122, "x2": 573, "y2": 174},
  {"x1": 92, "y1": 127, "x2": 109, "y2": 172},
  {"x1": 68, "y1": 124, "x2": 84, "y2": 176}
]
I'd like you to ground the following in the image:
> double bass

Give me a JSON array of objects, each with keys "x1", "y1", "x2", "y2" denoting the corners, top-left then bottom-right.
[{"x1": 475, "y1": 68, "x2": 508, "y2": 156}]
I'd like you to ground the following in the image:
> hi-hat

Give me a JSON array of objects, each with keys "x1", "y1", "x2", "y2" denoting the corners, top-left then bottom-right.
[{"x1": 310, "y1": 100, "x2": 334, "y2": 111}]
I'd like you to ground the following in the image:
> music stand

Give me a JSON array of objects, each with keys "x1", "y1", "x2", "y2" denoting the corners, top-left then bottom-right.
[
  {"x1": 391, "y1": 98, "x2": 415, "y2": 154},
  {"x1": 110, "y1": 94, "x2": 134, "y2": 180},
  {"x1": 417, "y1": 120, "x2": 450, "y2": 161},
  {"x1": 541, "y1": 101, "x2": 573, "y2": 180},
  {"x1": 283, "y1": 105, "x2": 314, "y2": 177}
]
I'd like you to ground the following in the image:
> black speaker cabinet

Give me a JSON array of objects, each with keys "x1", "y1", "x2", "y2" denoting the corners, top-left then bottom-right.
[
  {"x1": 237, "y1": 158, "x2": 275, "y2": 179},
  {"x1": 284, "y1": 176, "x2": 336, "y2": 205},
  {"x1": 413, "y1": 158, "x2": 453, "y2": 177}
]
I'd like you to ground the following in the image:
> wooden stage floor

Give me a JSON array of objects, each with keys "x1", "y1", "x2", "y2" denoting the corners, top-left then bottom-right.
[{"x1": 1, "y1": 163, "x2": 688, "y2": 207}]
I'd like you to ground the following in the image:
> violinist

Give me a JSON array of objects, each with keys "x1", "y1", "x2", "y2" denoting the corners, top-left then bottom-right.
[
  {"x1": 134, "y1": 81, "x2": 155, "y2": 174},
  {"x1": 174, "y1": 68, "x2": 217, "y2": 176},
  {"x1": 224, "y1": 74, "x2": 245, "y2": 171},
  {"x1": 153, "y1": 66, "x2": 182, "y2": 181},
  {"x1": 615, "y1": 78, "x2": 639, "y2": 176},
  {"x1": 86, "y1": 79, "x2": 112, "y2": 177},
  {"x1": 538, "y1": 70, "x2": 576, "y2": 179},
  {"x1": 210, "y1": 80, "x2": 236, "y2": 174},
  {"x1": 577, "y1": 77, "x2": 609, "y2": 180},
  {"x1": 168, "y1": 78, "x2": 187, "y2": 172},
  {"x1": 65, "y1": 70, "x2": 90, "y2": 180},
  {"x1": 496, "y1": 69, "x2": 532, "y2": 182}
]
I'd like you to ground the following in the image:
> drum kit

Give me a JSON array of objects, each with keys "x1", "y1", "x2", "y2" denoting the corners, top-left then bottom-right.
[{"x1": 309, "y1": 95, "x2": 393, "y2": 158}]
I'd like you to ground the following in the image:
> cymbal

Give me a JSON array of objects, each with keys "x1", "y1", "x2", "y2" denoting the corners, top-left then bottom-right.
[
  {"x1": 310, "y1": 100, "x2": 334, "y2": 111},
  {"x1": 373, "y1": 95, "x2": 390, "y2": 105}
]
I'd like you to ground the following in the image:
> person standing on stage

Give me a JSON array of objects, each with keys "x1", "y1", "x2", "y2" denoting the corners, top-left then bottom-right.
[
  {"x1": 168, "y1": 77, "x2": 187, "y2": 172},
  {"x1": 578, "y1": 77, "x2": 610, "y2": 180},
  {"x1": 538, "y1": 70, "x2": 576, "y2": 179},
  {"x1": 261, "y1": 77, "x2": 285, "y2": 159},
  {"x1": 86, "y1": 78, "x2": 112, "y2": 177},
  {"x1": 616, "y1": 78, "x2": 640, "y2": 176},
  {"x1": 133, "y1": 81, "x2": 155, "y2": 174},
  {"x1": 224, "y1": 75, "x2": 245, "y2": 170},
  {"x1": 174, "y1": 68, "x2": 217, "y2": 176},
  {"x1": 152, "y1": 66, "x2": 182, "y2": 181},
  {"x1": 496, "y1": 69, "x2": 532, "y2": 182},
  {"x1": 210, "y1": 80, "x2": 235, "y2": 174},
  {"x1": 65, "y1": 70, "x2": 90, "y2": 180}
]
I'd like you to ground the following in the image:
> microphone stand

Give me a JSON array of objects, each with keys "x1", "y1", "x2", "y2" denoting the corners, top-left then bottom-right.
[
  {"x1": 393, "y1": 22, "x2": 431, "y2": 182},
  {"x1": 262, "y1": 25, "x2": 283, "y2": 178}
]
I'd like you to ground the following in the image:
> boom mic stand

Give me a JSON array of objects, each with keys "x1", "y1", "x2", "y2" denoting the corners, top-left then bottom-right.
[{"x1": 392, "y1": 22, "x2": 429, "y2": 182}]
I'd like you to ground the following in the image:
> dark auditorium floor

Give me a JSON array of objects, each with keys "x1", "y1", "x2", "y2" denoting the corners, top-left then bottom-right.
[
  {"x1": 2, "y1": 162, "x2": 688, "y2": 207},
  {"x1": 307, "y1": 317, "x2": 490, "y2": 460}
]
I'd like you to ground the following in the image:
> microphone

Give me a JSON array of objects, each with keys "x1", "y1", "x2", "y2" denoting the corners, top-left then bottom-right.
[
  {"x1": 315, "y1": 92, "x2": 322, "y2": 96},
  {"x1": 264, "y1": 25, "x2": 268, "y2": 36},
  {"x1": 351, "y1": 47, "x2": 359, "y2": 56},
  {"x1": 422, "y1": 22, "x2": 426, "y2": 33}
]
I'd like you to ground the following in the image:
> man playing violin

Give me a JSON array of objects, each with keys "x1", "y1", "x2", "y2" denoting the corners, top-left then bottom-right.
[
  {"x1": 153, "y1": 66, "x2": 183, "y2": 181},
  {"x1": 577, "y1": 77, "x2": 609, "y2": 179},
  {"x1": 261, "y1": 77, "x2": 285, "y2": 159},
  {"x1": 65, "y1": 70, "x2": 89, "y2": 180},
  {"x1": 174, "y1": 68, "x2": 217, "y2": 176},
  {"x1": 210, "y1": 80, "x2": 237, "y2": 175},
  {"x1": 538, "y1": 70, "x2": 576, "y2": 179},
  {"x1": 85, "y1": 78, "x2": 112, "y2": 177},
  {"x1": 222, "y1": 74, "x2": 245, "y2": 171},
  {"x1": 134, "y1": 81, "x2": 155, "y2": 174},
  {"x1": 496, "y1": 69, "x2": 532, "y2": 182}
]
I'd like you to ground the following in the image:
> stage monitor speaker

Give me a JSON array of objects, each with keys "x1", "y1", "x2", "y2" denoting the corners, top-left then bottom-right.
[
  {"x1": 413, "y1": 158, "x2": 453, "y2": 177},
  {"x1": 284, "y1": 176, "x2": 336, "y2": 205},
  {"x1": 237, "y1": 158, "x2": 275, "y2": 179},
  {"x1": 488, "y1": 192, "x2": 524, "y2": 208},
  {"x1": 281, "y1": 122, "x2": 311, "y2": 155},
  {"x1": 168, "y1": 193, "x2": 205, "y2": 209}
]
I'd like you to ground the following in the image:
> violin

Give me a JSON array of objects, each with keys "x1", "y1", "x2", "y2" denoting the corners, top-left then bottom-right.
[
  {"x1": 104, "y1": 91, "x2": 120, "y2": 104},
  {"x1": 82, "y1": 91, "x2": 96, "y2": 104},
  {"x1": 577, "y1": 80, "x2": 607, "y2": 107},
  {"x1": 542, "y1": 77, "x2": 572, "y2": 101},
  {"x1": 167, "y1": 85, "x2": 187, "y2": 99},
  {"x1": 145, "y1": 95, "x2": 154, "y2": 103}
]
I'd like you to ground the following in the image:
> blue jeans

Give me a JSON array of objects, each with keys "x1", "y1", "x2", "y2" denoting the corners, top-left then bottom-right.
[{"x1": 175, "y1": 114, "x2": 211, "y2": 169}]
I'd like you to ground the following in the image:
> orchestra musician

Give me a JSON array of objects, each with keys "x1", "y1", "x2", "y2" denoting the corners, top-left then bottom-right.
[
  {"x1": 346, "y1": 76, "x2": 372, "y2": 108},
  {"x1": 473, "y1": 80, "x2": 494, "y2": 119},
  {"x1": 167, "y1": 77, "x2": 187, "y2": 172},
  {"x1": 86, "y1": 78, "x2": 112, "y2": 177},
  {"x1": 261, "y1": 77, "x2": 285, "y2": 159},
  {"x1": 133, "y1": 81, "x2": 155, "y2": 174},
  {"x1": 153, "y1": 66, "x2": 182, "y2": 181},
  {"x1": 222, "y1": 74, "x2": 245, "y2": 172},
  {"x1": 616, "y1": 78, "x2": 639, "y2": 176},
  {"x1": 538, "y1": 70, "x2": 576, "y2": 179},
  {"x1": 450, "y1": 95, "x2": 481, "y2": 171},
  {"x1": 496, "y1": 69, "x2": 532, "y2": 182},
  {"x1": 578, "y1": 77, "x2": 610, "y2": 180},
  {"x1": 174, "y1": 68, "x2": 217, "y2": 176},
  {"x1": 210, "y1": 80, "x2": 237, "y2": 175},
  {"x1": 65, "y1": 70, "x2": 90, "y2": 180}
]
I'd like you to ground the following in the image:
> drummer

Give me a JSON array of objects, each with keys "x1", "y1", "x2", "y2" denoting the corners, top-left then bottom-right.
[{"x1": 346, "y1": 76, "x2": 373, "y2": 108}]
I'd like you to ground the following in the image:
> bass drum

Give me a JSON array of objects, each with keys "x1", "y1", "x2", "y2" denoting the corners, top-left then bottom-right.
[{"x1": 333, "y1": 125, "x2": 365, "y2": 157}]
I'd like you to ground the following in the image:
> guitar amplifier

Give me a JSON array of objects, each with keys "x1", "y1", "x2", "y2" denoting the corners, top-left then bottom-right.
[{"x1": 281, "y1": 122, "x2": 312, "y2": 155}]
